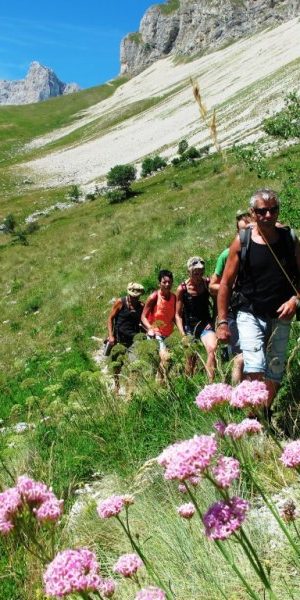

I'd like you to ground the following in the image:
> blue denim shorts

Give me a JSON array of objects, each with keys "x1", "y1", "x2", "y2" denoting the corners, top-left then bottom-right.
[
  {"x1": 236, "y1": 311, "x2": 291, "y2": 382},
  {"x1": 147, "y1": 333, "x2": 167, "y2": 352}
]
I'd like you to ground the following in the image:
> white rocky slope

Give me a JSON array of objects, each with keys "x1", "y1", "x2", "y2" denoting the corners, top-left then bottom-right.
[{"x1": 22, "y1": 18, "x2": 300, "y2": 189}]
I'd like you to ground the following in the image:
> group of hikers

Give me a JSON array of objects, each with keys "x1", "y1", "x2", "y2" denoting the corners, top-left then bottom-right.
[{"x1": 107, "y1": 188, "x2": 300, "y2": 413}]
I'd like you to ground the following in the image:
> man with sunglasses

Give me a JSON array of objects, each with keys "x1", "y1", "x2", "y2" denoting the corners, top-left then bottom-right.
[{"x1": 217, "y1": 188, "x2": 300, "y2": 411}]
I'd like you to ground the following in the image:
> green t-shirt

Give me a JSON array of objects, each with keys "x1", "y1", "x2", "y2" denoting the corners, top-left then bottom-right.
[{"x1": 214, "y1": 248, "x2": 229, "y2": 277}]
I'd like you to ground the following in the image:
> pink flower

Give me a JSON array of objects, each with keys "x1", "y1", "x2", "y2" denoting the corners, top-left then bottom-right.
[
  {"x1": 157, "y1": 435, "x2": 217, "y2": 481},
  {"x1": 203, "y1": 496, "x2": 249, "y2": 540},
  {"x1": 97, "y1": 495, "x2": 125, "y2": 519},
  {"x1": 225, "y1": 419, "x2": 262, "y2": 439},
  {"x1": 17, "y1": 475, "x2": 49, "y2": 503},
  {"x1": 214, "y1": 421, "x2": 227, "y2": 437},
  {"x1": 212, "y1": 456, "x2": 240, "y2": 489},
  {"x1": 99, "y1": 578, "x2": 116, "y2": 597},
  {"x1": 177, "y1": 502, "x2": 195, "y2": 519},
  {"x1": 196, "y1": 383, "x2": 232, "y2": 411},
  {"x1": 43, "y1": 548, "x2": 103, "y2": 597},
  {"x1": 113, "y1": 553, "x2": 143, "y2": 578},
  {"x1": 135, "y1": 587, "x2": 166, "y2": 599},
  {"x1": 0, "y1": 487, "x2": 22, "y2": 535},
  {"x1": 34, "y1": 492, "x2": 64, "y2": 522},
  {"x1": 230, "y1": 380, "x2": 268, "y2": 409},
  {"x1": 280, "y1": 441, "x2": 300, "y2": 468}
]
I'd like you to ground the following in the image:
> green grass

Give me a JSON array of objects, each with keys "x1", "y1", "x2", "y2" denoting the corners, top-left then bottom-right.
[
  {"x1": 159, "y1": 0, "x2": 180, "y2": 15},
  {"x1": 0, "y1": 76, "x2": 128, "y2": 165},
  {"x1": 1, "y1": 77, "x2": 300, "y2": 599}
]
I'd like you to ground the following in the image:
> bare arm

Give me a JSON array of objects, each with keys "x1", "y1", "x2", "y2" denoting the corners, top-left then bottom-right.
[
  {"x1": 209, "y1": 273, "x2": 222, "y2": 297},
  {"x1": 141, "y1": 295, "x2": 157, "y2": 334},
  {"x1": 277, "y1": 235, "x2": 300, "y2": 318},
  {"x1": 107, "y1": 298, "x2": 122, "y2": 343},
  {"x1": 175, "y1": 285, "x2": 185, "y2": 336},
  {"x1": 217, "y1": 236, "x2": 241, "y2": 342}
]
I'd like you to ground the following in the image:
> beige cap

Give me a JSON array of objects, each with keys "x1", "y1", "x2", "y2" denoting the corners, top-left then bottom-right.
[
  {"x1": 187, "y1": 256, "x2": 205, "y2": 271},
  {"x1": 236, "y1": 209, "x2": 250, "y2": 219},
  {"x1": 127, "y1": 282, "x2": 145, "y2": 297}
]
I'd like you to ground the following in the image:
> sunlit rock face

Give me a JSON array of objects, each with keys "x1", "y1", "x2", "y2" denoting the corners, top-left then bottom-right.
[
  {"x1": 0, "y1": 61, "x2": 80, "y2": 105},
  {"x1": 120, "y1": 0, "x2": 300, "y2": 76}
]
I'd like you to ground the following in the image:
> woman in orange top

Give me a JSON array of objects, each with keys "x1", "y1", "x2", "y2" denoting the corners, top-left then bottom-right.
[
  {"x1": 142, "y1": 270, "x2": 176, "y2": 348},
  {"x1": 142, "y1": 270, "x2": 176, "y2": 381}
]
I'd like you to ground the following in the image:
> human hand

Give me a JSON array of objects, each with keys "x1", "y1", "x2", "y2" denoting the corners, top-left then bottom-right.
[
  {"x1": 277, "y1": 297, "x2": 298, "y2": 319},
  {"x1": 216, "y1": 323, "x2": 231, "y2": 343}
]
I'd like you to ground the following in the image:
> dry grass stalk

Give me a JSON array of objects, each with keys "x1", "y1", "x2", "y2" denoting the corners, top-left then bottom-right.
[{"x1": 191, "y1": 78, "x2": 227, "y2": 163}]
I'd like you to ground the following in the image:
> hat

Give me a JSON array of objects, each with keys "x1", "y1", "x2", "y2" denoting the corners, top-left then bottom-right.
[
  {"x1": 187, "y1": 256, "x2": 205, "y2": 271},
  {"x1": 236, "y1": 209, "x2": 250, "y2": 219},
  {"x1": 127, "y1": 282, "x2": 144, "y2": 297}
]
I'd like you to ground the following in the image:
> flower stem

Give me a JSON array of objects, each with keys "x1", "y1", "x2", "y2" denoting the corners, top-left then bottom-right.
[
  {"x1": 116, "y1": 515, "x2": 173, "y2": 600},
  {"x1": 184, "y1": 482, "x2": 261, "y2": 600}
]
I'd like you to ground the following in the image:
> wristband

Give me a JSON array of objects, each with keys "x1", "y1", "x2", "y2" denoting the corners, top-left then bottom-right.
[{"x1": 216, "y1": 319, "x2": 228, "y2": 328}]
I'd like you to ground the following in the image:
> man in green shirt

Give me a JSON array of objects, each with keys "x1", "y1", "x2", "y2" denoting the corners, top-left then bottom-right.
[{"x1": 209, "y1": 210, "x2": 250, "y2": 383}]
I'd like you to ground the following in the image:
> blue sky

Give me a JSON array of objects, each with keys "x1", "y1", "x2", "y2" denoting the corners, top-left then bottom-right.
[{"x1": 0, "y1": 0, "x2": 154, "y2": 88}]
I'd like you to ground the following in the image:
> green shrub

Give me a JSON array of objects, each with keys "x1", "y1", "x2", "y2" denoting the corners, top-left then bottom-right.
[
  {"x1": 106, "y1": 189, "x2": 127, "y2": 204},
  {"x1": 263, "y1": 92, "x2": 300, "y2": 140},
  {"x1": 107, "y1": 164, "x2": 136, "y2": 193},
  {"x1": 3, "y1": 213, "x2": 16, "y2": 233},
  {"x1": 141, "y1": 155, "x2": 167, "y2": 177},
  {"x1": 178, "y1": 139, "x2": 188, "y2": 155}
]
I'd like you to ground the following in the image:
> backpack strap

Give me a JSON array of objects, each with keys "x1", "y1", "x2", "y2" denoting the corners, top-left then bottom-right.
[{"x1": 239, "y1": 227, "x2": 251, "y2": 270}]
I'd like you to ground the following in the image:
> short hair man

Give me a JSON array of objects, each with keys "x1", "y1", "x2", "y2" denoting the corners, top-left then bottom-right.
[{"x1": 217, "y1": 188, "x2": 300, "y2": 409}]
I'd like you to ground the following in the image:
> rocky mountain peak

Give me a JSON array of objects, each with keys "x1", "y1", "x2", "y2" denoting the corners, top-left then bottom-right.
[
  {"x1": 0, "y1": 61, "x2": 80, "y2": 105},
  {"x1": 120, "y1": 0, "x2": 300, "y2": 76}
]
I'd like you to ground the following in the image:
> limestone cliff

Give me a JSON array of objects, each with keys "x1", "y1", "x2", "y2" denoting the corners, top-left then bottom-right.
[
  {"x1": 120, "y1": 0, "x2": 300, "y2": 75},
  {"x1": 0, "y1": 61, "x2": 80, "y2": 105}
]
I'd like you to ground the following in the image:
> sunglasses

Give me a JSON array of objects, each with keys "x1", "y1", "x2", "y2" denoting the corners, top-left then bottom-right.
[{"x1": 253, "y1": 206, "x2": 279, "y2": 216}]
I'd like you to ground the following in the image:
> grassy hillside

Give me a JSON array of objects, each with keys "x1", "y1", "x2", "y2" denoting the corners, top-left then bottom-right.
[{"x1": 0, "y1": 39, "x2": 300, "y2": 600}]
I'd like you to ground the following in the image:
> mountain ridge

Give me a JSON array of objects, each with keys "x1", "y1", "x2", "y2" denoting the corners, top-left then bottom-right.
[
  {"x1": 120, "y1": 0, "x2": 300, "y2": 76},
  {"x1": 0, "y1": 61, "x2": 80, "y2": 105}
]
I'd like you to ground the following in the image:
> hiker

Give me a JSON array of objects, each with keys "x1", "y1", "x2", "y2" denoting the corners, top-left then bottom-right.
[
  {"x1": 107, "y1": 282, "x2": 145, "y2": 391},
  {"x1": 141, "y1": 270, "x2": 176, "y2": 380},
  {"x1": 217, "y1": 188, "x2": 300, "y2": 410},
  {"x1": 209, "y1": 209, "x2": 251, "y2": 383},
  {"x1": 176, "y1": 257, "x2": 217, "y2": 381}
]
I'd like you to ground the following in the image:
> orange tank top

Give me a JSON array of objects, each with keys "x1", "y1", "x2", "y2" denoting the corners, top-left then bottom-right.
[{"x1": 148, "y1": 290, "x2": 176, "y2": 337}]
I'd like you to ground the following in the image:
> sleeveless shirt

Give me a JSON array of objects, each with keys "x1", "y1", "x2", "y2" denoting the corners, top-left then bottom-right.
[
  {"x1": 239, "y1": 236, "x2": 296, "y2": 318},
  {"x1": 181, "y1": 279, "x2": 211, "y2": 329},
  {"x1": 115, "y1": 297, "x2": 143, "y2": 346},
  {"x1": 148, "y1": 290, "x2": 176, "y2": 337}
]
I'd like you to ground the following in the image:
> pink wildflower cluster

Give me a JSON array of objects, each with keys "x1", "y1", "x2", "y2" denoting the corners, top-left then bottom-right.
[
  {"x1": 44, "y1": 548, "x2": 115, "y2": 597},
  {"x1": 196, "y1": 383, "x2": 232, "y2": 411},
  {"x1": 17, "y1": 475, "x2": 63, "y2": 523},
  {"x1": 230, "y1": 380, "x2": 268, "y2": 409},
  {"x1": 157, "y1": 434, "x2": 217, "y2": 481},
  {"x1": 225, "y1": 419, "x2": 262, "y2": 439},
  {"x1": 177, "y1": 502, "x2": 195, "y2": 519},
  {"x1": 280, "y1": 441, "x2": 300, "y2": 468},
  {"x1": 135, "y1": 587, "x2": 166, "y2": 599},
  {"x1": 113, "y1": 553, "x2": 143, "y2": 578},
  {"x1": 212, "y1": 456, "x2": 240, "y2": 489},
  {"x1": 0, "y1": 487, "x2": 22, "y2": 534},
  {"x1": 203, "y1": 496, "x2": 249, "y2": 540},
  {"x1": 0, "y1": 476, "x2": 63, "y2": 535},
  {"x1": 97, "y1": 495, "x2": 125, "y2": 519}
]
